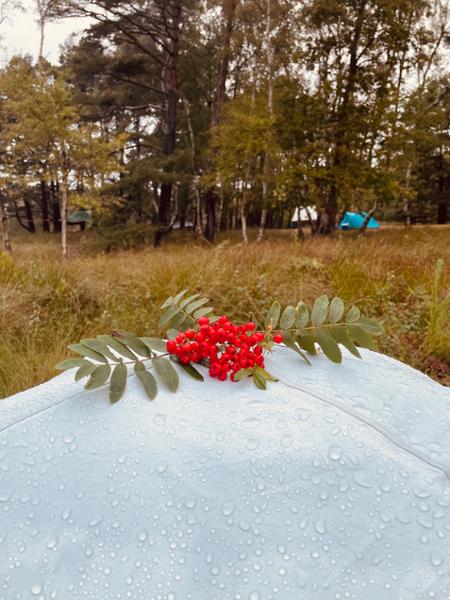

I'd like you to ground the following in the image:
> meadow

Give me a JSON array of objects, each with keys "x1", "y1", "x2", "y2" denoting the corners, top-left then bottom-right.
[{"x1": 1, "y1": 224, "x2": 449, "y2": 398}]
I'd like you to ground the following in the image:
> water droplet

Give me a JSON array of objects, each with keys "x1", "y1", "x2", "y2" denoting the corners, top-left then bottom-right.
[
  {"x1": 153, "y1": 413, "x2": 167, "y2": 427},
  {"x1": 31, "y1": 584, "x2": 42, "y2": 595},
  {"x1": 430, "y1": 552, "x2": 443, "y2": 567},
  {"x1": 328, "y1": 445, "x2": 342, "y2": 460},
  {"x1": 222, "y1": 502, "x2": 235, "y2": 516},
  {"x1": 314, "y1": 517, "x2": 327, "y2": 534},
  {"x1": 89, "y1": 515, "x2": 103, "y2": 527},
  {"x1": 156, "y1": 461, "x2": 168, "y2": 474},
  {"x1": 242, "y1": 417, "x2": 261, "y2": 429},
  {"x1": 137, "y1": 529, "x2": 148, "y2": 542}
]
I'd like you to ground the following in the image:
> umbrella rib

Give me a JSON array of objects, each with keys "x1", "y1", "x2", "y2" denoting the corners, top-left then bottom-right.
[{"x1": 274, "y1": 370, "x2": 450, "y2": 482}]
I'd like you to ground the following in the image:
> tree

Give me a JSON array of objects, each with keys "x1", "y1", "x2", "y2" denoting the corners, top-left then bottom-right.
[{"x1": 0, "y1": 58, "x2": 124, "y2": 257}]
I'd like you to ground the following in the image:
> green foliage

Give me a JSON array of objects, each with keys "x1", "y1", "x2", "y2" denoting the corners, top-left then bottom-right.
[
  {"x1": 158, "y1": 290, "x2": 215, "y2": 331},
  {"x1": 58, "y1": 286, "x2": 383, "y2": 402},
  {"x1": 265, "y1": 295, "x2": 383, "y2": 365},
  {"x1": 57, "y1": 333, "x2": 176, "y2": 403}
]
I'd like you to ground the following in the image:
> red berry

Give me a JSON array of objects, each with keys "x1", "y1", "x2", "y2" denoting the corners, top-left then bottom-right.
[
  {"x1": 185, "y1": 329, "x2": 196, "y2": 339},
  {"x1": 166, "y1": 340, "x2": 176, "y2": 353},
  {"x1": 245, "y1": 322, "x2": 256, "y2": 331},
  {"x1": 273, "y1": 334, "x2": 283, "y2": 344},
  {"x1": 198, "y1": 317, "x2": 210, "y2": 326}
]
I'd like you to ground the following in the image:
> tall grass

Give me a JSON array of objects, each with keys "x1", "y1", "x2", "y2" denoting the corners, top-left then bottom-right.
[{"x1": 1, "y1": 225, "x2": 449, "y2": 397}]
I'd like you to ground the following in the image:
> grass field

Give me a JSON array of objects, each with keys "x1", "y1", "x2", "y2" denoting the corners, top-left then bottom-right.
[{"x1": 1, "y1": 224, "x2": 449, "y2": 398}]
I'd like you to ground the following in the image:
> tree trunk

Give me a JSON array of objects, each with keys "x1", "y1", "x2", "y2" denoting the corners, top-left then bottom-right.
[
  {"x1": 359, "y1": 203, "x2": 378, "y2": 235},
  {"x1": 158, "y1": 87, "x2": 178, "y2": 228},
  {"x1": 50, "y1": 180, "x2": 62, "y2": 233},
  {"x1": 206, "y1": 0, "x2": 239, "y2": 242},
  {"x1": 437, "y1": 200, "x2": 448, "y2": 224},
  {"x1": 0, "y1": 201, "x2": 12, "y2": 254},
  {"x1": 156, "y1": 1, "x2": 182, "y2": 245},
  {"x1": 60, "y1": 174, "x2": 69, "y2": 259},
  {"x1": 239, "y1": 199, "x2": 248, "y2": 243},
  {"x1": 312, "y1": 210, "x2": 321, "y2": 236},
  {"x1": 403, "y1": 162, "x2": 412, "y2": 228},
  {"x1": 24, "y1": 194, "x2": 36, "y2": 233},
  {"x1": 38, "y1": 18, "x2": 45, "y2": 60},
  {"x1": 204, "y1": 189, "x2": 216, "y2": 242},
  {"x1": 297, "y1": 207, "x2": 305, "y2": 240},
  {"x1": 326, "y1": 0, "x2": 367, "y2": 234},
  {"x1": 257, "y1": 0, "x2": 273, "y2": 243},
  {"x1": 40, "y1": 180, "x2": 50, "y2": 232}
]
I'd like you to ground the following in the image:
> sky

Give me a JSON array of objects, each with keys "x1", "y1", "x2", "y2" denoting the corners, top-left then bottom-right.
[{"x1": 0, "y1": 0, "x2": 89, "y2": 64}]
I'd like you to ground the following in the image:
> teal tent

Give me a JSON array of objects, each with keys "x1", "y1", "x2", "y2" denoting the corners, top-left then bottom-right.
[
  {"x1": 67, "y1": 209, "x2": 92, "y2": 225},
  {"x1": 338, "y1": 211, "x2": 380, "y2": 230}
]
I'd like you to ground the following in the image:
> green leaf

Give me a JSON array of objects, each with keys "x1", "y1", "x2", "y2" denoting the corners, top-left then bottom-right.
[
  {"x1": 233, "y1": 368, "x2": 253, "y2": 381},
  {"x1": 314, "y1": 329, "x2": 342, "y2": 363},
  {"x1": 185, "y1": 297, "x2": 210, "y2": 314},
  {"x1": 134, "y1": 363, "x2": 158, "y2": 400},
  {"x1": 141, "y1": 337, "x2": 167, "y2": 353},
  {"x1": 75, "y1": 361, "x2": 97, "y2": 381},
  {"x1": 329, "y1": 297, "x2": 345, "y2": 324},
  {"x1": 358, "y1": 317, "x2": 384, "y2": 336},
  {"x1": 253, "y1": 370, "x2": 267, "y2": 390},
  {"x1": 85, "y1": 364, "x2": 112, "y2": 390},
  {"x1": 161, "y1": 290, "x2": 187, "y2": 309},
  {"x1": 166, "y1": 329, "x2": 179, "y2": 340},
  {"x1": 265, "y1": 301, "x2": 281, "y2": 329},
  {"x1": 160, "y1": 294, "x2": 174, "y2": 309},
  {"x1": 311, "y1": 295, "x2": 329, "y2": 326},
  {"x1": 153, "y1": 357, "x2": 179, "y2": 392},
  {"x1": 254, "y1": 365, "x2": 278, "y2": 382},
  {"x1": 97, "y1": 335, "x2": 137, "y2": 360},
  {"x1": 295, "y1": 301, "x2": 309, "y2": 328},
  {"x1": 116, "y1": 331, "x2": 152, "y2": 358},
  {"x1": 346, "y1": 323, "x2": 378, "y2": 351},
  {"x1": 193, "y1": 306, "x2": 214, "y2": 319},
  {"x1": 172, "y1": 289, "x2": 188, "y2": 304},
  {"x1": 179, "y1": 363, "x2": 204, "y2": 381},
  {"x1": 330, "y1": 325, "x2": 361, "y2": 358},
  {"x1": 346, "y1": 305, "x2": 361, "y2": 323},
  {"x1": 297, "y1": 332, "x2": 317, "y2": 355},
  {"x1": 170, "y1": 311, "x2": 188, "y2": 329},
  {"x1": 67, "y1": 343, "x2": 108, "y2": 363},
  {"x1": 180, "y1": 293, "x2": 201, "y2": 308},
  {"x1": 282, "y1": 330, "x2": 311, "y2": 365},
  {"x1": 159, "y1": 305, "x2": 181, "y2": 328},
  {"x1": 81, "y1": 338, "x2": 118, "y2": 361},
  {"x1": 280, "y1": 305, "x2": 296, "y2": 329},
  {"x1": 56, "y1": 358, "x2": 87, "y2": 371},
  {"x1": 109, "y1": 363, "x2": 127, "y2": 403}
]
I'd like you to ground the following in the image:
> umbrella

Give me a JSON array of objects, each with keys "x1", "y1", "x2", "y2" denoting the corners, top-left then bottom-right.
[{"x1": 1, "y1": 346, "x2": 449, "y2": 599}]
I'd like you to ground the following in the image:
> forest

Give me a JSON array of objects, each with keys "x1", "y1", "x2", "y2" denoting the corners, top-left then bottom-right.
[{"x1": 1, "y1": 0, "x2": 450, "y2": 257}]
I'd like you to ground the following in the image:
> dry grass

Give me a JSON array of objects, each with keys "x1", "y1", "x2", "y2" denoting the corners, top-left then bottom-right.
[{"x1": 1, "y1": 224, "x2": 449, "y2": 398}]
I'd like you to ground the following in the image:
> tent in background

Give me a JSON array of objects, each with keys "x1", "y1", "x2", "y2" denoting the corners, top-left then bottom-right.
[
  {"x1": 67, "y1": 209, "x2": 92, "y2": 231},
  {"x1": 291, "y1": 206, "x2": 318, "y2": 225},
  {"x1": 338, "y1": 211, "x2": 380, "y2": 230}
]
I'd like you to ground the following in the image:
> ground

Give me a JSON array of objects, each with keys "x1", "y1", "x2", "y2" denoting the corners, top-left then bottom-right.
[{"x1": 1, "y1": 224, "x2": 449, "y2": 398}]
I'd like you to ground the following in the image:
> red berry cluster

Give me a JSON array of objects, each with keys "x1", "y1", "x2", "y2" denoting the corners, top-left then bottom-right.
[{"x1": 165, "y1": 316, "x2": 268, "y2": 381}]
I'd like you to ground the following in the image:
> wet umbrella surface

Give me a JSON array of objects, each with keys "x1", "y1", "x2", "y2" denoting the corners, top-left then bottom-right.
[{"x1": 1, "y1": 346, "x2": 450, "y2": 600}]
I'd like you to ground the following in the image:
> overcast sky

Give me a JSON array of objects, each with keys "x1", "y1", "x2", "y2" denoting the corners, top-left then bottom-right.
[{"x1": 0, "y1": 1, "x2": 89, "y2": 64}]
